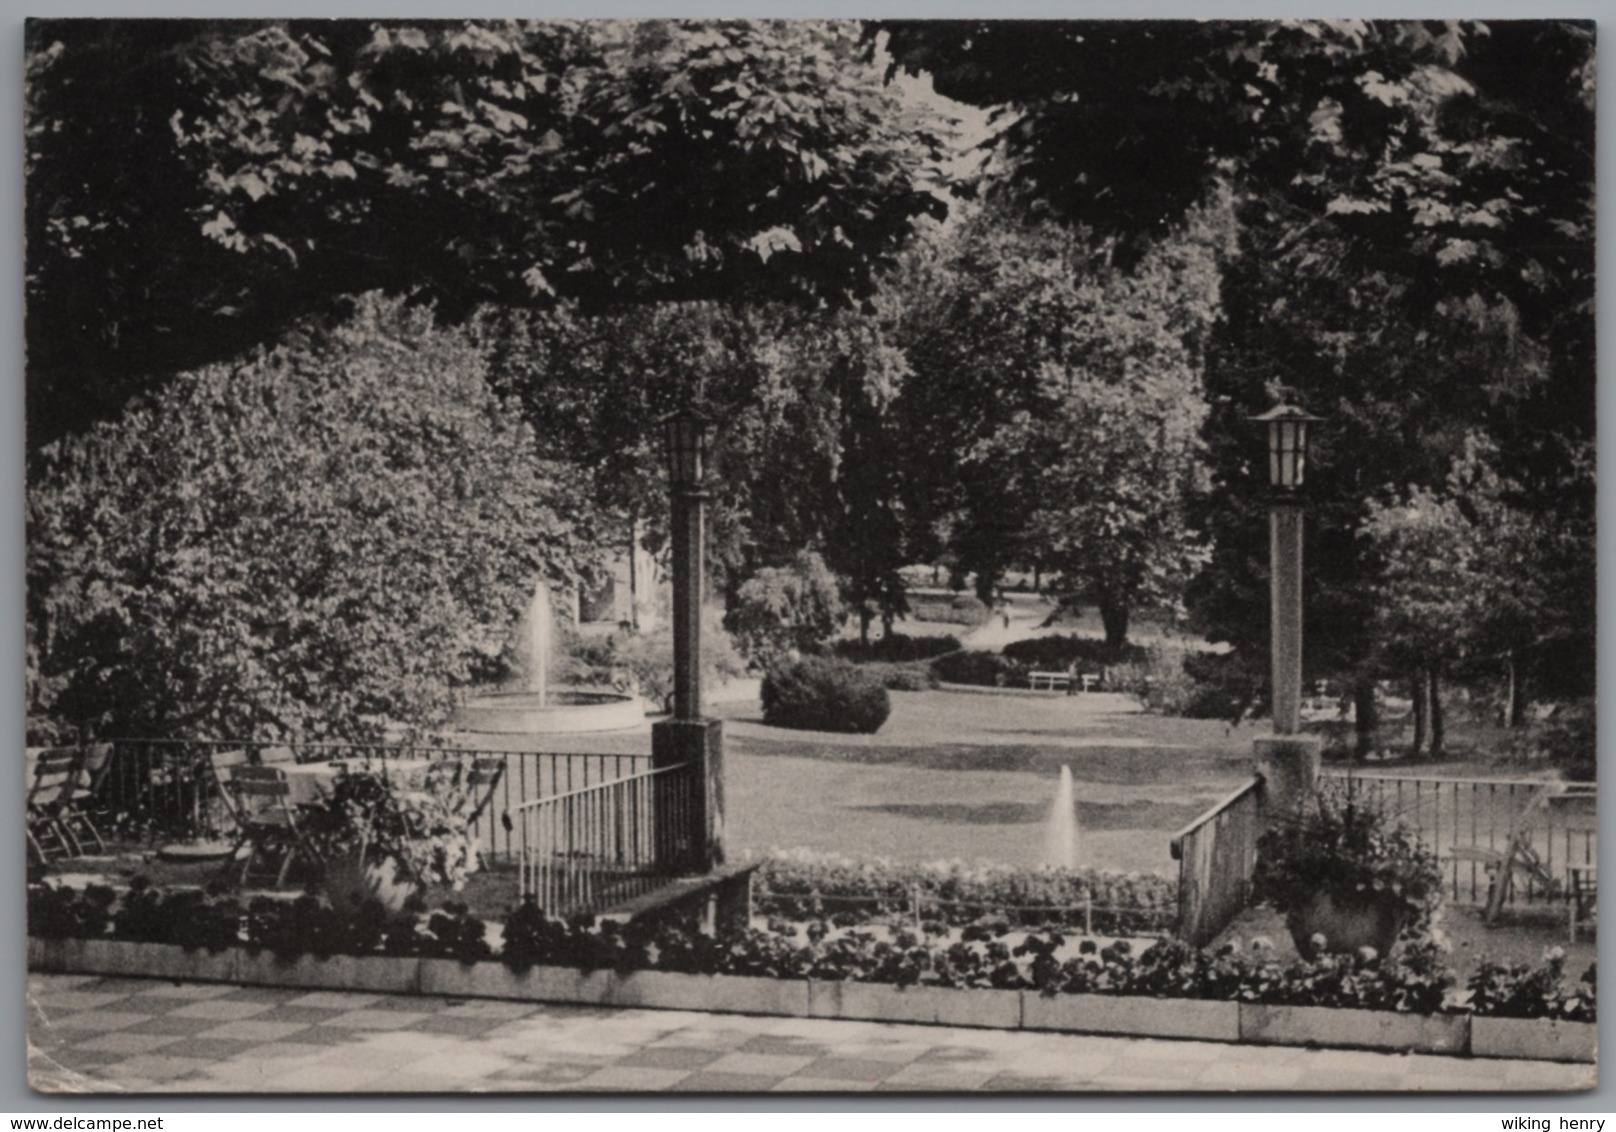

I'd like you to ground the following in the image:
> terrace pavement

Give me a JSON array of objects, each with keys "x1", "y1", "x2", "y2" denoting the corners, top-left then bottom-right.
[{"x1": 27, "y1": 972, "x2": 1595, "y2": 1095}]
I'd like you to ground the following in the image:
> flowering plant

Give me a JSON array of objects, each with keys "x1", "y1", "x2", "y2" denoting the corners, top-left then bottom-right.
[
  {"x1": 754, "y1": 850, "x2": 1176, "y2": 935},
  {"x1": 1251, "y1": 783, "x2": 1443, "y2": 951},
  {"x1": 1467, "y1": 948, "x2": 1597, "y2": 1022},
  {"x1": 25, "y1": 882, "x2": 1594, "y2": 1021},
  {"x1": 304, "y1": 768, "x2": 472, "y2": 896}
]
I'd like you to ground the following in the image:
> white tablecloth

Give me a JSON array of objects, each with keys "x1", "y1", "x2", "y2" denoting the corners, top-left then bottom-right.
[{"x1": 277, "y1": 760, "x2": 447, "y2": 811}]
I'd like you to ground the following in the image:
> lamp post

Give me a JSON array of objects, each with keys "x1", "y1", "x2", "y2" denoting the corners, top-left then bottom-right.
[
  {"x1": 652, "y1": 407, "x2": 723, "y2": 875},
  {"x1": 662, "y1": 408, "x2": 710, "y2": 722},
  {"x1": 1250, "y1": 401, "x2": 1323, "y2": 816},
  {"x1": 1251, "y1": 403, "x2": 1321, "y2": 735}
]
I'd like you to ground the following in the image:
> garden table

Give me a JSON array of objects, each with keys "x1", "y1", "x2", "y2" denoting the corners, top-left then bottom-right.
[
  {"x1": 275, "y1": 760, "x2": 474, "y2": 877},
  {"x1": 279, "y1": 759, "x2": 446, "y2": 806},
  {"x1": 279, "y1": 761, "x2": 345, "y2": 807}
]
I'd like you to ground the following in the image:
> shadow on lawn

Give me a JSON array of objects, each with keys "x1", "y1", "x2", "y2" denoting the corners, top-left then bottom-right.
[
  {"x1": 730, "y1": 736, "x2": 1251, "y2": 785},
  {"x1": 853, "y1": 798, "x2": 1213, "y2": 830}
]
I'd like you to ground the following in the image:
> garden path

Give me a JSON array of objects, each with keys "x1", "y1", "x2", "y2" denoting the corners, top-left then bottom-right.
[
  {"x1": 957, "y1": 592, "x2": 1052, "y2": 652},
  {"x1": 27, "y1": 973, "x2": 1592, "y2": 1095}
]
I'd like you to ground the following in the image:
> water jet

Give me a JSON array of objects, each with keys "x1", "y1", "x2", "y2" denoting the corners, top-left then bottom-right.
[
  {"x1": 1042, "y1": 764, "x2": 1080, "y2": 869},
  {"x1": 455, "y1": 581, "x2": 642, "y2": 735}
]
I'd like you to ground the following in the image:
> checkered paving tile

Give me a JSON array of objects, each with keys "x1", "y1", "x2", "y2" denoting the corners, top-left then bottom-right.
[{"x1": 27, "y1": 971, "x2": 1597, "y2": 1095}]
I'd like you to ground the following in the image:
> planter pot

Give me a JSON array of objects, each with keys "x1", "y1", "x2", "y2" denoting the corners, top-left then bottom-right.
[
  {"x1": 29, "y1": 936, "x2": 106, "y2": 976},
  {"x1": 1240, "y1": 1003, "x2": 1468, "y2": 1056},
  {"x1": 115, "y1": 942, "x2": 239, "y2": 985},
  {"x1": 235, "y1": 950, "x2": 419, "y2": 995},
  {"x1": 809, "y1": 981, "x2": 1021, "y2": 1029},
  {"x1": 1471, "y1": 1016, "x2": 1598, "y2": 1064},
  {"x1": 28, "y1": 937, "x2": 237, "y2": 984},
  {"x1": 418, "y1": 958, "x2": 611, "y2": 1005},
  {"x1": 1288, "y1": 892, "x2": 1401, "y2": 959},
  {"x1": 25, "y1": 933, "x2": 1601, "y2": 1066},
  {"x1": 1021, "y1": 991, "x2": 1240, "y2": 1042},
  {"x1": 611, "y1": 970, "x2": 810, "y2": 1017},
  {"x1": 323, "y1": 853, "x2": 419, "y2": 915}
]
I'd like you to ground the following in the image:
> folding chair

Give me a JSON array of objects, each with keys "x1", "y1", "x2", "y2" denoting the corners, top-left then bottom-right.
[
  {"x1": 464, "y1": 756, "x2": 508, "y2": 864},
  {"x1": 1450, "y1": 782, "x2": 1562, "y2": 924},
  {"x1": 27, "y1": 747, "x2": 106, "y2": 862},
  {"x1": 80, "y1": 743, "x2": 114, "y2": 794},
  {"x1": 223, "y1": 765, "x2": 322, "y2": 888},
  {"x1": 1568, "y1": 865, "x2": 1597, "y2": 942},
  {"x1": 27, "y1": 748, "x2": 80, "y2": 862},
  {"x1": 465, "y1": 757, "x2": 506, "y2": 826},
  {"x1": 1550, "y1": 784, "x2": 1599, "y2": 941},
  {"x1": 204, "y1": 749, "x2": 252, "y2": 834}
]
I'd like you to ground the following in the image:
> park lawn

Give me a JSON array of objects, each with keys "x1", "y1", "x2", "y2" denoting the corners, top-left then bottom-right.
[
  {"x1": 465, "y1": 684, "x2": 1265, "y2": 875},
  {"x1": 716, "y1": 687, "x2": 1265, "y2": 875},
  {"x1": 53, "y1": 682, "x2": 1586, "y2": 985},
  {"x1": 95, "y1": 675, "x2": 1566, "y2": 913}
]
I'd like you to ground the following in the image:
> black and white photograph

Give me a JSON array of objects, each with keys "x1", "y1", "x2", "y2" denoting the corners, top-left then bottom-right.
[{"x1": 20, "y1": 17, "x2": 1598, "y2": 1096}]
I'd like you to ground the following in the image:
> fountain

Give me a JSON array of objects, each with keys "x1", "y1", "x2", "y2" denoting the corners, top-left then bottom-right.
[
  {"x1": 1042, "y1": 765, "x2": 1080, "y2": 869},
  {"x1": 455, "y1": 581, "x2": 643, "y2": 734},
  {"x1": 527, "y1": 580, "x2": 552, "y2": 708}
]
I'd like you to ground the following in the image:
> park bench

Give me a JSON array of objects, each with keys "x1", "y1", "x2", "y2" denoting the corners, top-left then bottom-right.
[
  {"x1": 596, "y1": 860, "x2": 763, "y2": 936},
  {"x1": 1028, "y1": 670, "x2": 1104, "y2": 693},
  {"x1": 1028, "y1": 671, "x2": 1073, "y2": 693}
]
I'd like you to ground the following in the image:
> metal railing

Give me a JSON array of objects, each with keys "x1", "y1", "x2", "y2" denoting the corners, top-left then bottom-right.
[
  {"x1": 517, "y1": 761, "x2": 694, "y2": 916},
  {"x1": 81, "y1": 738, "x2": 649, "y2": 863},
  {"x1": 1171, "y1": 776, "x2": 1263, "y2": 947},
  {"x1": 1321, "y1": 771, "x2": 1597, "y2": 907}
]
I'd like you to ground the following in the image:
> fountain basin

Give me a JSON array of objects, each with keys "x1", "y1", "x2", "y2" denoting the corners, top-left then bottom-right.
[{"x1": 455, "y1": 688, "x2": 645, "y2": 735}]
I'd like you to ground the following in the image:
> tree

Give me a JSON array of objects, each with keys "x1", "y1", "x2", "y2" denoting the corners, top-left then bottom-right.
[
  {"x1": 1361, "y1": 486, "x2": 1473, "y2": 758},
  {"x1": 891, "y1": 202, "x2": 1223, "y2": 634},
  {"x1": 1363, "y1": 434, "x2": 1592, "y2": 756},
  {"x1": 26, "y1": 18, "x2": 950, "y2": 447},
  {"x1": 778, "y1": 308, "x2": 915, "y2": 643},
  {"x1": 26, "y1": 295, "x2": 590, "y2": 741},
  {"x1": 1005, "y1": 385, "x2": 1209, "y2": 650},
  {"x1": 726, "y1": 551, "x2": 846, "y2": 665},
  {"x1": 881, "y1": 19, "x2": 1595, "y2": 726},
  {"x1": 996, "y1": 205, "x2": 1224, "y2": 646},
  {"x1": 891, "y1": 209, "x2": 1091, "y2": 602},
  {"x1": 879, "y1": 19, "x2": 1594, "y2": 331},
  {"x1": 478, "y1": 295, "x2": 918, "y2": 641}
]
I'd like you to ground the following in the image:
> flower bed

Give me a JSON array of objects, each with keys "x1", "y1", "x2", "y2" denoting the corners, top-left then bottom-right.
[
  {"x1": 27, "y1": 881, "x2": 1593, "y2": 1026},
  {"x1": 27, "y1": 931, "x2": 1596, "y2": 1063},
  {"x1": 28, "y1": 875, "x2": 1600, "y2": 1063},
  {"x1": 753, "y1": 852, "x2": 1176, "y2": 935}
]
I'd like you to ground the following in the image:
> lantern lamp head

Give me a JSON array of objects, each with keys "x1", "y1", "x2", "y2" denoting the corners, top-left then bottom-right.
[
  {"x1": 1250, "y1": 402, "x2": 1323, "y2": 491},
  {"x1": 661, "y1": 407, "x2": 713, "y2": 488}
]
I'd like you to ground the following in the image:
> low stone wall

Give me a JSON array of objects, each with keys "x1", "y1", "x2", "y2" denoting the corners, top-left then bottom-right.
[{"x1": 27, "y1": 937, "x2": 1596, "y2": 1065}]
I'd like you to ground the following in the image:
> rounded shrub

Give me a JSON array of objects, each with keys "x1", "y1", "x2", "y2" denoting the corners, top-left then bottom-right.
[
  {"x1": 761, "y1": 655, "x2": 891, "y2": 733},
  {"x1": 833, "y1": 632, "x2": 962, "y2": 663},
  {"x1": 727, "y1": 551, "x2": 845, "y2": 663},
  {"x1": 1002, "y1": 634, "x2": 1148, "y2": 671},
  {"x1": 931, "y1": 649, "x2": 1028, "y2": 688},
  {"x1": 1176, "y1": 649, "x2": 1263, "y2": 719},
  {"x1": 859, "y1": 661, "x2": 938, "y2": 691}
]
